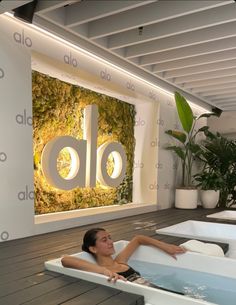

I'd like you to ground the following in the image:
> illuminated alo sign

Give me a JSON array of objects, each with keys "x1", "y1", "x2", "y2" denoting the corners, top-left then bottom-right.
[{"x1": 41, "y1": 105, "x2": 127, "y2": 190}]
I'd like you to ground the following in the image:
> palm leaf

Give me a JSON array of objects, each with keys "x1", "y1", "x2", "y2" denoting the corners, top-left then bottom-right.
[
  {"x1": 175, "y1": 92, "x2": 193, "y2": 133},
  {"x1": 166, "y1": 146, "x2": 185, "y2": 160},
  {"x1": 165, "y1": 130, "x2": 186, "y2": 144}
]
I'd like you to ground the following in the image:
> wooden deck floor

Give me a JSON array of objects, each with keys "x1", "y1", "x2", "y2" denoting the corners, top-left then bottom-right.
[{"x1": 0, "y1": 207, "x2": 232, "y2": 305}]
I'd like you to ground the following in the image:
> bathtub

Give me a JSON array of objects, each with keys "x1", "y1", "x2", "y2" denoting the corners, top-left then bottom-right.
[
  {"x1": 207, "y1": 210, "x2": 236, "y2": 221},
  {"x1": 156, "y1": 220, "x2": 236, "y2": 258},
  {"x1": 45, "y1": 240, "x2": 236, "y2": 305}
]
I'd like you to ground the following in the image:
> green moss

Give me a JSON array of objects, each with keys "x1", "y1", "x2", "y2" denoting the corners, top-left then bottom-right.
[{"x1": 33, "y1": 71, "x2": 136, "y2": 214}]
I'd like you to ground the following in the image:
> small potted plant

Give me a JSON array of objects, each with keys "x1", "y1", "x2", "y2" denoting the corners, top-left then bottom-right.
[
  {"x1": 194, "y1": 170, "x2": 223, "y2": 208},
  {"x1": 165, "y1": 92, "x2": 219, "y2": 209}
]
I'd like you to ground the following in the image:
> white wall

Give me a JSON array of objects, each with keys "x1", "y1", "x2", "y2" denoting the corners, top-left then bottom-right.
[
  {"x1": 208, "y1": 111, "x2": 236, "y2": 139},
  {"x1": 133, "y1": 102, "x2": 159, "y2": 204},
  {"x1": 0, "y1": 21, "x2": 34, "y2": 241},
  {"x1": 0, "y1": 14, "x2": 206, "y2": 241}
]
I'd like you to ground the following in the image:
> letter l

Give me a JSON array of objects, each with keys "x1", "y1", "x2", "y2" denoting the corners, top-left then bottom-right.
[{"x1": 84, "y1": 104, "x2": 98, "y2": 187}]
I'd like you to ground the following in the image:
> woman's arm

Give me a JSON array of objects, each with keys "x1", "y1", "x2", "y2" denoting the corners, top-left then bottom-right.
[
  {"x1": 61, "y1": 255, "x2": 105, "y2": 274},
  {"x1": 61, "y1": 256, "x2": 126, "y2": 282},
  {"x1": 115, "y1": 235, "x2": 186, "y2": 263}
]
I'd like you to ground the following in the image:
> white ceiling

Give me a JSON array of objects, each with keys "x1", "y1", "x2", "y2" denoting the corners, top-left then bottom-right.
[{"x1": 2, "y1": 0, "x2": 236, "y2": 111}]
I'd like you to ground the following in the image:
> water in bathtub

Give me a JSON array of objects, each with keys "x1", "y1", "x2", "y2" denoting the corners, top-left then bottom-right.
[{"x1": 129, "y1": 260, "x2": 236, "y2": 305}]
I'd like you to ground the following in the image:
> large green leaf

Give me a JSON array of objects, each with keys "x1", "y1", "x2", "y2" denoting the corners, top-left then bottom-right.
[
  {"x1": 198, "y1": 126, "x2": 216, "y2": 140},
  {"x1": 175, "y1": 92, "x2": 193, "y2": 133},
  {"x1": 166, "y1": 146, "x2": 185, "y2": 160},
  {"x1": 188, "y1": 142, "x2": 201, "y2": 154},
  {"x1": 165, "y1": 130, "x2": 186, "y2": 144}
]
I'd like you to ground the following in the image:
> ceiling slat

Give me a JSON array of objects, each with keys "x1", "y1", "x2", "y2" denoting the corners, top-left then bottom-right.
[
  {"x1": 209, "y1": 96, "x2": 236, "y2": 103},
  {"x1": 207, "y1": 93, "x2": 236, "y2": 100},
  {"x1": 183, "y1": 75, "x2": 236, "y2": 89},
  {"x1": 152, "y1": 49, "x2": 236, "y2": 72},
  {"x1": 0, "y1": 0, "x2": 32, "y2": 13},
  {"x1": 192, "y1": 82, "x2": 236, "y2": 93},
  {"x1": 221, "y1": 107, "x2": 236, "y2": 110},
  {"x1": 85, "y1": 1, "x2": 227, "y2": 39},
  {"x1": 107, "y1": 1, "x2": 235, "y2": 50},
  {"x1": 214, "y1": 100, "x2": 236, "y2": 105},
  {"x1": 163, "y1": 59, "x2": 236, "y2": 78},
  {"x1": 65, "y1": 1, "x2": 154, "y2": 27},
  {"x1": 125, "y1": 21, "x2": 236, "y2": 58},
  {"x1": 39, "y1": 7, "x2": 66, "y2": 27},
  {"x1": 140, "y1": 37, "x2": 236, "y2": 66},
  {"x1": 35, "y1": 0, "x2": 74, "y2": 14},
  {"x1": 173, "y1": 67, "x2": 236, "y2": 84},
  {"x1": 203, "y1": 88, "x2": 236, "y2": 97}
]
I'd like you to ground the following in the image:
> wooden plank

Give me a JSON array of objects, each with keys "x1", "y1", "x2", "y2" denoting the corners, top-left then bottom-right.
[
  {"x1": 0, "y1": 264, "x2": 47, "y2": 285},
  {"x1": 0, "y1": 246, "x2": 79, "y2": 277},
  {"x1": 0, "y1": 276, "x2": 78, "y2": 305},
  {"x1": 0, "y1": 272, "x2": 54, "y2": 298},
  {"x1": 0, "y1": 208, "x2": 225, "y2": 269},
  {"x1": 0, "y1": 210, "x2": 192, "y2": 263},
  {"x1": 99, "y1": 291, "x2": 144, "y2": 305},
  {"x1": 22, "y1": 280, "x2": 98, "y2": 305},
  {"x1": 61, "y1": 285, "x2": 122, "y2": 305}
]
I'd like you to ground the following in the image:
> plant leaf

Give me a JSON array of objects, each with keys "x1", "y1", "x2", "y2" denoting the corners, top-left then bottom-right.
[
  {"x1": 175, "y1": 92, "x2": 193, "y2": 133},
  {"x1": 166, "y1": 145, "x2": 185, "y2": 160},
  {"x1": 188, "y1": 142, "x2": 201, "y2": 154},
  {"x1": 165, "y1": 130, "x2": 186, "y2": 143}
]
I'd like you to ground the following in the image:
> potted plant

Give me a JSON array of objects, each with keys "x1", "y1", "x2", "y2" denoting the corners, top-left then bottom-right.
[
  {"x1": 165, "y1": 92, "x2": 219, "y2": 209},
  {"x1": 194, "y1": 170, "x2": 223, "y2": 208},
  {"x1": 196, "y1": 131, "x2": 236, "y2": 208}
]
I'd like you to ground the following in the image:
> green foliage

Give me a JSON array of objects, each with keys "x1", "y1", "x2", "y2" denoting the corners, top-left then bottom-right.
[
  {"x1": 165, "y1": 92, "x2": 218, "y2": 187},
  {"x1": 194, "y1": 171, "x2": 224, "y2": 191},
  {"x1": 175, "y1": 92, "x2": 193, "y2": 133},
  {"x1": 33, "y1": 71, "x2": 136, "y2": 214},
  {"x1": 195, "y1": 132, "x2": 236, "y2": 207}
]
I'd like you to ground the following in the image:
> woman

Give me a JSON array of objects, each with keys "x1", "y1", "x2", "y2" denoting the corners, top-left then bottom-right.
[{"x1": 61, "y1": 228, "x2": 186, "y2": 286}]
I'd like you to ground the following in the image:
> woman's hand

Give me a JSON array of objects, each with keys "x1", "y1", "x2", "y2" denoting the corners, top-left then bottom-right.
[
  {"x1": 102, "y1": 267, "x2": 127, "y2": 282},
  {"x1": 163, "y1": 244, "x2": 186, "y2": 259}
]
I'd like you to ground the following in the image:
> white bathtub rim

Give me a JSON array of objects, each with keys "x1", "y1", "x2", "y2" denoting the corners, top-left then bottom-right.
[
  {"x1": 45, "y1": 259, "x2": 216, "y2": 305},
  {"x1": 45, "y1": 240, "x2": 236, "y2": 305},
  {"x1": 156, "y1": 220, "x2": 236, "y2": 244},
  {"x1": 207, "y1": 210, "x2": 236, "y2": 221}
]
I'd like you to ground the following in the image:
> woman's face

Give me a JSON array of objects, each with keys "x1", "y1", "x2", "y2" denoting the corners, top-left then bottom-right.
[{"x1": 91, "y1": 230, "x2": 115, "y2": 256}]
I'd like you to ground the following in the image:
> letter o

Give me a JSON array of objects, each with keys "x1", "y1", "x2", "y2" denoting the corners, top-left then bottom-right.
[
  {"x1": 0, "y1": 68, "x2": 4, "y2": 79},
  {"x1": 64, "y1": 55, "x2": 69, "y2": 64},
  {"x1": 97, "y1": 142, "x2": 126, "y2": 187},
  {"x1": 25, "y1": 37, "x2": 32, "y2": 47},
  {"x1": 27, "y1": 116, "x2": 33, "y2": 126},
  {"x1": 18, "y1": 192, "x2": 25, "y2": 201},
  {"x1": 29, "y1": 191, "x2": 34, "y2": 200},
  {"x1": 0, "y1": 152, "x2": 7, "y2": 162},
  {"x1": 72, "y1": 58, "x2": 77, "y2": 67},
  {"x1": 41, "y1": 136, "x2": 87, "y2": 190},
  {"x1": 100, "y1": 70, "x2": 105, "y2": 79},
  {"x1": 1, "y1": 231, "x2": 9, "y2": 241}
]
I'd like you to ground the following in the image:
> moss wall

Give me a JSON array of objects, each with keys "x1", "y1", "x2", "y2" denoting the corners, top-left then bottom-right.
[{"x1": 32, "y1": 71, "x2": 136, "y2": 214}]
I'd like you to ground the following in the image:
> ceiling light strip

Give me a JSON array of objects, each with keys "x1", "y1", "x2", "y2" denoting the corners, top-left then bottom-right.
[{"x1": 4, "y1": 12, "x2": 209, "y2": 112}]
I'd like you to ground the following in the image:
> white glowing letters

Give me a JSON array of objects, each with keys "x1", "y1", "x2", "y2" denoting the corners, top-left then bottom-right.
[{"x1": 41, "y1": 105, "x2": 126, "y2": 190}]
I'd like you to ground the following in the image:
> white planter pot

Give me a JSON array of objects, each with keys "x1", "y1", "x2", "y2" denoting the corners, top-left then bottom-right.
[
  {"x1": 175, "y1": 189, "x2": 198, "y2": 209},
  {"x1": 200, "y1": 190, "x2": 220, "y2": 209}
]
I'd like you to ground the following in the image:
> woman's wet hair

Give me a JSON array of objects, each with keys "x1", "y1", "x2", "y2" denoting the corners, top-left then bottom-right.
[{"x1": 82, "y1": 228, "x2": 105, "y2": 256}]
